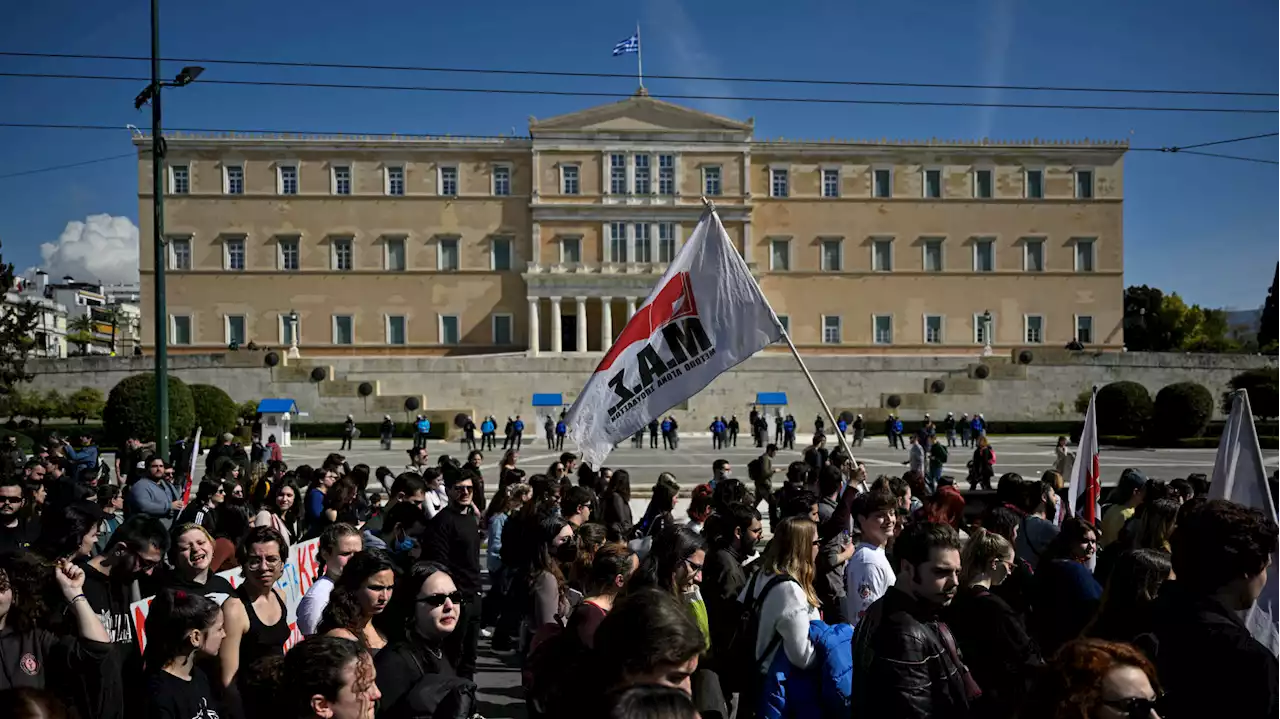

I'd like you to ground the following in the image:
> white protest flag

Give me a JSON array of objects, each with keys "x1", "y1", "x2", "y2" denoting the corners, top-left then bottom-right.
[
  {"x1": 1209, "y1": 389, "x2": 1278, "y2": 656},
  {"x1": 566, "y1": 208, "x2": 781, "y2": 468},
  {"x1": 1067, "y1": 389, "x2": 1101, "y2": 525}
]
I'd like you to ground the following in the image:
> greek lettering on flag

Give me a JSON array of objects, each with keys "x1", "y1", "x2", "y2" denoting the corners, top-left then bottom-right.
[
  {"x1": 566, "y1": 210, "x2": 781, "y2": 468},
  {"x1": 613, "y1": 34, "x2": 639, "y2": 55}
]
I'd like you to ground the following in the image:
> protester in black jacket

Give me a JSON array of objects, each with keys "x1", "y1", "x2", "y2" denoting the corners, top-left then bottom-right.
[
  {"x1": 1141, "y1": 499, "x2": 1279, "y2": 719},
  {"x1": 421, "y1": 467, "x2": 482, "y2": 680},
  {"x1": 701, "y1": 502, "x2": 761, "y2": 671},
  {"x1": 851, "y1": 521, "x2": 974, "y2": 719}
]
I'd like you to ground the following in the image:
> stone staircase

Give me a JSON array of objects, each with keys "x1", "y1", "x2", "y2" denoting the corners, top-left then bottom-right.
[{"x1": 838, "y1": 352, "x2": 1031, "y2": 422}]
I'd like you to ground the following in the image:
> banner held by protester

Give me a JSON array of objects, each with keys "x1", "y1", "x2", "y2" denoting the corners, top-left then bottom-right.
[
  {"x1": 1067, "y1": 387, "x2": 1100, "y2": 524},
  {"x1": 1210, "y1": 389, "x2": 1278, "y2": 656},
  {"x1": 566, "y1": 206, "x2": 782, "y2": 468}
]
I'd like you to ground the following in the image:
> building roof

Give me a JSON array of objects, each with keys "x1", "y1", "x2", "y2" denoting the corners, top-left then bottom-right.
[{"x1": 257, "y1": 398, "x2": 298, "y2": 414}]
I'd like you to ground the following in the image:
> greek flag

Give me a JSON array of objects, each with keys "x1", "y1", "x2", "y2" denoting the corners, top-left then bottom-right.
[{"x1": 613, "y1": 34, "x2": 639, "y2": 56}]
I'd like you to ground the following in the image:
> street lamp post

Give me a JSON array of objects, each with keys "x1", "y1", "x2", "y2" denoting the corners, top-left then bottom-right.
[
  {"x1": 287, "y1": 309, "x2": 300, "y2": 358},
  {"x1": 137, "y1": 0, "x2": 202, "y2": 462},
  {"x1": 981, "y1": 309, "x2": 993, "y2": 357}
]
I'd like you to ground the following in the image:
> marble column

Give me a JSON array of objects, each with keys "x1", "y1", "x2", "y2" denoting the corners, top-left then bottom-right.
[
  {"x1": 527, "y1": 297, "x2": 540, "y2": 357},
  {"x1": 600, "y1": 296, "x2": 613, "y2": 351},
  {"x1": 550, "y1": 297, "x2": 563, "y2": 354},
  {"x1": 575, "y1": 296, "x2": 588, "y2": 354},
  {"x1": 626, "y1": 296, "x2": 638, "y2": 319}
]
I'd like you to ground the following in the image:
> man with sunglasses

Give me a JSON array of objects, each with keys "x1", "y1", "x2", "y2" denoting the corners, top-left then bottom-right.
[
  {"x1": 421, "y1": 465, "x2": 483, "y2": 680},
  {"x1": 0, "y1": 476, "x2": 36, "y2": 554},
  {"x1": 77, "y1": 515, "x2": 168, "y2": 648}
]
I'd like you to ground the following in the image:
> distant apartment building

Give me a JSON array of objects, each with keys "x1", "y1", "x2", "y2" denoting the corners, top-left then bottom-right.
[
  {"x1": 17, "y1": 272, "x2": 141, "y2": 356},
  {"x1": 136, "y1": 91, "x2": 1125, "y2": 356}
]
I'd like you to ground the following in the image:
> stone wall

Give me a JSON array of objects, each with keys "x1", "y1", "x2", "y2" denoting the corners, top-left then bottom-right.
[{"x1": 25, "y1": 349, "x2": 1274, "y2": 426}]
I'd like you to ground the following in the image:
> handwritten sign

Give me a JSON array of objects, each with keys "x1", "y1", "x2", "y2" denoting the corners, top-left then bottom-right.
[{"x1": 131, "y1": 537, "x2": 322, "y2": 652}]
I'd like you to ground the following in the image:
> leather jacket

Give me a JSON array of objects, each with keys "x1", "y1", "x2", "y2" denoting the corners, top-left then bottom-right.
[{"x1": 851, "y1": 586, "x2": 972, "y2": 719}]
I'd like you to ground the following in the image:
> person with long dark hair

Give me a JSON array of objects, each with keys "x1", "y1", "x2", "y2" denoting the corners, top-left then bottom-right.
[
  {"x1": 176, "y1": 480, "x2": 223, "y2": 531},
  {"x1": 629, "y1": 527, "x2": 709, "y2": 648},
  {"x1": 374, "y1": 562, "x2": 469, "y2": 717},
  {"x1": 591, "y1": 589, "x2": 704, "y2": 703},
  {"x1": 481, "y1": 482, "x2": 530, "y2": 635},
  {"x1": 1029, "y1": 517, "x2": 1102, "y2": 656},
  {"x1": 1086, "y1": 548, "x2": 1171, "y2": 644},
  {"x1": 634, "y1": 475, "x2": 680, "y2": 543},
  {"x1": 298, "y1": 523, "x2": 364, "y2": 636},
  {"x1": 605, "y1": 684, "x2": 699, "y2": 719},
  {"x1": 141, "y1": 589, "x2": 225, "y2": 719},
  {"x1": 247, "y1": 636, "x2": 381, "y2": 719},
  {"x1": 317, "y1": 549, "x2": 397, "y2": 654},
  {"x1": 601, "y1": 469, "x2": 633, "y2": 539},
  {"x1": 526, "y1": 515, "x2": 575, "y2": 640},
  {"x1": 253, "y1": 479, "x2": 302, "y2": 545},
  {"x1": 94, "y1": 484, "x2": 124, "y2": 556},
  {"x1": 33, "y1": 500, "x2": 106, "y2": 561}
]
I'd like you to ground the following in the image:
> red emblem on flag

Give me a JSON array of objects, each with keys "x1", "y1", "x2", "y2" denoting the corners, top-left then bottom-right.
[
  {"x1": 596, "y1": 272, "x2": 699, "y2": 373},
  {"x1": 1084, "y1": 452, "x2": 1101, "y2": 525}
]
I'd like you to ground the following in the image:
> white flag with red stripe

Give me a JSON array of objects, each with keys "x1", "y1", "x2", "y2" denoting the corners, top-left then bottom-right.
[
  {"x1": 1209, "y1": 390, "x2": 1278, "y2": 656},
  {"x1": 566, "y1": 209, "x2": 781, "y2": 468},
  {"x1": 1068, "y1": 390, "x2": 1101, "y2": 525}
]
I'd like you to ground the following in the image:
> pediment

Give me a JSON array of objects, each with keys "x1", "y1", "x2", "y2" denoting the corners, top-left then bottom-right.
[{"x1": 530, "y1": 92, "x2": 753, "y2": 134}]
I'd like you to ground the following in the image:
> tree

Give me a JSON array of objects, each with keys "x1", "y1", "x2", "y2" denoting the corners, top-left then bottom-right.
[
  {"x1": 102, "y1": 374, "x2": 196, "y2": 447},
  {"x1": 1095, "y1": 381, "x2": 1154, "y2": 437},
  {"x1": 238, "y1": 399, "x2": 259, "y2": 427},
  {"x1": 1260, "y1": 264, "x2": 1278, "y2": 352},
  {"x1": 28, "y1": 389, "x2": 64, "y2": 427},
  {"x1": 1074, "y1": 389, "x2": 1093, "y2": 415},
  {"x1": 1224, "y1": 368, "x2": 1279, "y2": 421},
  {"x1": 65, "y1": 387, "x2": 105, "y2": 424},
  {"x1": 1182, "y1": 308, "x2": 1238, "y2": 353},
  {"x1": 66, "y1": 315, "x2": 95, "y2": 356},
  {"x1": 1124, "y1": 285, "x2": 1241, "y2": 353},
  {"x1": 0, "y1": 241, "x2": 40, "y2": 399},
  {"x1": 190, "y1": 384, "x2": 238, "y2": 436},
  {"x1": 1152, "y1": 382, "x2": 1214, "y2": 439}
]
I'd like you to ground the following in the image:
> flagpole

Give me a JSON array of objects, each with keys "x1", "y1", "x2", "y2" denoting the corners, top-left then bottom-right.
[
  {"x1": 698, "y1": 196, "x2": 858, "y2": 468},
  {"x1": 635, "y1": 22, "x2": 644, "y2": 90}
]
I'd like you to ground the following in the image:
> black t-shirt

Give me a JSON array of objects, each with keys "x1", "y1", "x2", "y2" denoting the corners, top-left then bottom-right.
[
  {"x1": 77, "y1": 561, "x2": 137, "y2": 646},
  {"x1": 0, "y1": 517, "x2": 37, "y2": 555},
  {"x1": 140, "y1": 569, "x2": 237, "y2": 605},
  {"x1": 144, "y1": 667, "x2": 221, "y2": 719}
]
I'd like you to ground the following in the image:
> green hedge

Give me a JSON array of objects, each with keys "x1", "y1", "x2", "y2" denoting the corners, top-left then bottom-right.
[
  {"x1": 1100, "y1": 435, "x2": 1279, "y2": 450},
  {"x1": 190, "y1": 384, "x2": 239, "y2": 437},
  {"x1": 1152, "y1": 382, "x2": 1214, "y2": 439},
  {"x1": 1095, "y1": 381, "x2": 1154, "y2": 437},
  {"x1": 102, "y1": 374, "x2": 196, "y2": 448}
]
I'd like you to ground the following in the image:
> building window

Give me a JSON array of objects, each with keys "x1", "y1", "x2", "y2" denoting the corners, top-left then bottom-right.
[
  {"x1": 1075, "y1": 169, "x2": 1094, "y2": 199},
  {"x1": 924, "y1": 169, "x2": 942, "y2": 198},
  {"x1": 873, "y1": 315, "x2": 893, "y2": 345},
  {"x1": 1075, "y1": 238, "x2": 1096, "y2": 272},
  {"x1": 492, "y1": 165, "x2": 511, "y2": 196},
  {"x1": 820, "y1": 238, "x2": 842, "y2": 272},
  {"x1": 703, "y1": 166, "x2": 722, "y2": 196},
  {"x1": 769, "y1": 238, "x2": 790, "y2": 271},
  {"x1": 491, "y1": 237, "x2": 512, "y2": 271},
  {"x1": 1025, "y1": 315, "x2": 1044, "y2": 344},
  {"x1": 924, "y1": 315, "x2": 943, "y2": 344},
  {"x1": 333, "y1": 165, "x2": 351, "y2": 195},
  {"x1": 333, "y1": 315, "x2": 353, "y2": 345},
  {"x1": 776, "y1": 314, "x2": 790, "y2": 337},
  {"x1": 438, "y1": 238, "x2": 459, "y2": 271},
  {"x1": 439, "y1": 166, "x2": 457, "y2": 196},
  {"x1": 658, "y1": 223, "x2": 676, "y2": 263},
  {"x1": 561, "y1": 165, "x2": 580, "y2": 195},
  {"x1": 974, "y1": 313, "x2": 995, "y2": 344},
  {"x1": 171, "y1": 315, "x2": 192, "y2": 345},
  {"x1": 822, "y1": 168, "x2": 840, "y2": 198},
  {"x1": 973, "y1": 169, "x2": 993, "y2": 199},
  {"x1": 279, "y1": 165, "x2": 298, "y2": 195},
  {"x1": 385, "y1": 166, "x2": 405, "y2": 196},
  {"x1": 1024, "y1": 238, "x2": 1045, "y2": 272},
  {"x1": 1076, "y1": 316, "x2": 1094, "y2": 344},
  {"x1": 387, "y1": 315, "x2": 407, "y2": 345},
  {"x1": 385, "y1": 237, "x2": 406, "y2": 271},
  {"x1": 873, "y1": 168, "x2": 892, "y2": 198},
  {"x1": 170, "y1": 165, "x2": 189, "y2": 194},
  {"x1": 658, "y1": 155, "x2": 675, "y2": 195},
  {"x1": 771, "y1": 168, "x2": 789, "y2": 198},
  {"x1": 169, "y1": 238, "x2": 191, "y2": 270},
  {"x1": 279, "y1": 237, "x2": 300, "y2": 271},
  {"x1": 822, "y1": 315, "x2": 842, "y2": 344},
  {"x1": 633, "y1": 154, "x2": 651, "y2": 194},
  {"x1": 492, "y1": 314, "x2": 513, "y2": 345},
  {"x1": 225, "y1": 315, "x2": 246, "y2": 346},
  {"x1": 872, "y1": 238, "x2": 893, "y2": 272},
  {"x1": 634, "y1": 223, "x2": 652, "y2": 263},
  {"x1": 923, "y1": 238, "x2": 943, "y2": 272},
  {"x1": 973, "y1": 238, "x2": 995, "y2": 272},
  {"x1": 226, "y1": 165, "x2": 244, "y2": 195},
  {"x1": 561, "y1": 237, "x2": 582, "y2": 264},
  {"x1": 224, "y1": 237, "x2": 246, "y2": 271},
  {"x1": 610, "y1": 154, "x2": 627, "y2": 194},
  {"x1": 439, "y1": 315, "x2": 460, "y2": 345},
  {"x1": 280, "y1": 314, "x2": 296, "y2": 345},
  {"x1": 609, "y1": 222, "x2": 627, "y2": 263},
  {"x1": 333, "y1": 238, "x2": 353, "y2": 271},
  {"x1": 1026, "y1": 169, "x2": 1043, "y2": 199}
]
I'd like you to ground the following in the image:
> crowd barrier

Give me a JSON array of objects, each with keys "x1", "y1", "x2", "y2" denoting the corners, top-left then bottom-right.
[{"x1": 130, "y1": 537, "x2": 322, "y2": 653}]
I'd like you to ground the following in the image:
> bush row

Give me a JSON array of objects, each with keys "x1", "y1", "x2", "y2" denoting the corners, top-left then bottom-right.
[{"x1": 1100, "y1": 435, "x2": 1280, "y2": 450}]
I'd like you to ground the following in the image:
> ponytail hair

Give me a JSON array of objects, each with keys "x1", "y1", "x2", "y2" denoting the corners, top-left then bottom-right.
[
  {"x1": 959, "y1": 527, "x2": 1014, "y2": 586},
  {"x1": 142, "y1": 589, "x2": 220, "y2": 671}
]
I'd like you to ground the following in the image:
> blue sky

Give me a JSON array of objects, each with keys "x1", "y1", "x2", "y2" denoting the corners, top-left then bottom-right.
[{"x1": 1, "y1": 0, "x2": 1275, "y2": 308}]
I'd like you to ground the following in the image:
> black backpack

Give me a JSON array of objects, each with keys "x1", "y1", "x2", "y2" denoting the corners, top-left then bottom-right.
[
  {"x1": 719, "y1": 572, "x2": 794, "y2": 695},
  {"x1": 747, "y1": 457, "x2": 764, "y2": 484}
]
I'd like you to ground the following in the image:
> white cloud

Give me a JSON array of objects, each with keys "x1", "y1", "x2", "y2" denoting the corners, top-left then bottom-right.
[
  {"x1": 646, "y1": 0, "x2": 747, "y2": 121},
  {"x1": 39, "y1": 214, "x2": 139, "y2": 285}
]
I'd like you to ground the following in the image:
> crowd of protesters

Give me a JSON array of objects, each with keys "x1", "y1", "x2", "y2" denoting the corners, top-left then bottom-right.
[{"x1": 0, "y1": 419, "x2": 1276, "y2": 719}]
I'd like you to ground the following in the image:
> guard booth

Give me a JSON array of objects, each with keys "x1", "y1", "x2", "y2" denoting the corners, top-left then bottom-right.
[
  {"x1": 257, "y1": 398, "x2": 299, "y2": 447},
  {"x1": 755, "y1": 392, "x2": 789, "y2": 439},
  {"x1": 532, "y1": 393, "x2": 566, "y2": 425}
]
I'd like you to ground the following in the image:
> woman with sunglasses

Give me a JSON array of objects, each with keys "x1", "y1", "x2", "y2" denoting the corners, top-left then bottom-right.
[
  {"x1": 218, "y1": 526, "x2": 290, "y2": 692},
  {"x1": 374, "y1": 561, "x2": 466, "y2": 716},
  {"x1": 1024, "y1": 638, "x2": 1162, "y2": 719},
  {"x1": 944, "y1": 528, "x2": 1041, "y2": 719}
]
